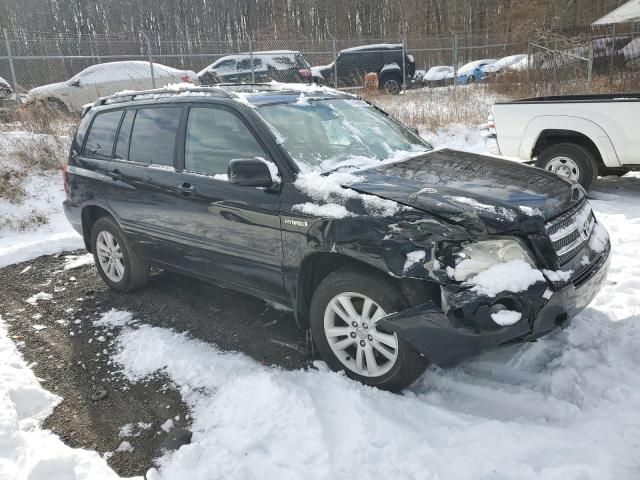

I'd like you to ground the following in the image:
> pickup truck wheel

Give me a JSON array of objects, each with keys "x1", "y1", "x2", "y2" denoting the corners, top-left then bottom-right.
[
  {"x1": 91, "y1": 216, "x2": 149, "y2": 293},
  {"x1": 380, "y1": 75, "x2": 402, "y2": 95},
  {"x1": 310, "y1": 267, "x2": 428, "y2": 392},
  {"x1": 536, "y1": 143, "x2": 598, "y2": 191}
]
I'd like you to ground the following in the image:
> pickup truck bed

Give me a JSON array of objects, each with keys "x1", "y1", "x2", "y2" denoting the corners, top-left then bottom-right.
[{"x1": 490, "y1": 93, "x2": 639, "y2": 190}]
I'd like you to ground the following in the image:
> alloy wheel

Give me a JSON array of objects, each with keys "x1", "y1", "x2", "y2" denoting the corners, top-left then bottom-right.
[
  {"x1": 95, "y1": 231, "x2": 125, "y2": 282},
  {"x1": 383, "y1": 79, "x2": 400, "y2": 94},
  {"x1": 323, "y1": 292, "x2": 399, "y2": 377}
]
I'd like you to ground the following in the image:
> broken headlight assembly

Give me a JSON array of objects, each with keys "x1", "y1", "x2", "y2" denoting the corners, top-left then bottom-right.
[{"x1": 445, "y1": 238, "x2": 536, "y2": 282}]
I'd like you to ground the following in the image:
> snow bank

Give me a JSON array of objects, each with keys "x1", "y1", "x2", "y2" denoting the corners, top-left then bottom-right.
[
  {"x1": 0, "y1": 317, "x2": 126, "y2": 479},
  {"x1": 0, "y1": 132, "x2": 83, "y2": 269}
]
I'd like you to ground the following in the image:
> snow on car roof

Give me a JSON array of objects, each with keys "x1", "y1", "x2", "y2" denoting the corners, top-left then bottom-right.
[
  {"x1": 102, "y1": 81, "x2": 350, "y2": 110},
  {"x1": 425, "y1": 66, "x2": 453, "y2": 81},
  {"x1": 482, "y1": 54, "x2": 527, "y2": 73},
  {"x1": 199, "y1": 51, "x2": 304, "y2": 76},
  {"x1": 457, "y1": 59, "x2": 498, "y2": 75},
  {"x1": 72, "y1": 61, "x2": 192, "y2": 80},
  {"x1": 341, "y1": 43, "x2": 402, "y2": 53}
]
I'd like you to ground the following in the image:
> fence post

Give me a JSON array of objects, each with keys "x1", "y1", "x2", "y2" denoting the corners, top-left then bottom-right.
[
  {"x1": 452, "y1": 33, "x2": 458, "y2": 90},
  {"x1": 587, "y1": 42, "x2": 594, "y2": 93},
  {"x1": 332, "y1": 36, "x2": 338, "y2": 89},
  {"x1": 3, "y1": 29, "x2": 18, "y2": 100},
  {"x1": 141, "y1": 31, "x2": 156, "y2": 88},
  {"x1": 248, "y1": 35, "x2": 255, "y2": 83},
  {"x1": 401, "y1": 34, "x2": 406, "y2": 91},
  {"x1": 610, "y1": 24, "x2": 616, "y2": 74}
]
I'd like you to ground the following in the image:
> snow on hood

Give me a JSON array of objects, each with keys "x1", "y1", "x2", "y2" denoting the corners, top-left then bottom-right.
[
  {"x1": 28, "y1": 81, "x2": 69, "y2": 99},
  {"x1": 311, "y1": 63, "x2": 334, "y2": 78},
  {"x1": 346, "y1": 149, "x2": 581, "y2": 233}
]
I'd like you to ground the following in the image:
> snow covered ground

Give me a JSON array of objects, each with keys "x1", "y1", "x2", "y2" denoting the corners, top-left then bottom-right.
[
  {"x1": 0, "y1": 131, "x2": 83, "y2": 268},
  {"x1": 1, "y1": 119, "x2": 640, "y2": 479},
  {"x1": 0, "y1": 316, "x2": 128, "y2": 479}
]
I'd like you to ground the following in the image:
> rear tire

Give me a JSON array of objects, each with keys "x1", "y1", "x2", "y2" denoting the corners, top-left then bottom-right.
[
  {"x1": 41, "y1": 98, "x2": 68, "y2": 114},
  {"x1": 91, "y1": 216, "x2": 149, "y2": 293},
  {"x1": 310, "y1": 267, "x2": 428, "y2": 392},
  {"x1": 536, "y1": 143, "x2": 599, "y2": 191}
]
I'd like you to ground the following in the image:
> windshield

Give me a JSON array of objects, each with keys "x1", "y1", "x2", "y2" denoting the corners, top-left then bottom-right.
[{"x1": 258, "y1": 98, "x2": 431, "y2": 172}]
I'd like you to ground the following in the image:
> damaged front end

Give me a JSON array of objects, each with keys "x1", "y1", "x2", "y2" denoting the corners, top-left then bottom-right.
[
  {"x1": 377, "y1": 203, "x2": 611, "y2": 368},
  {"x1": 379, "y1": 245, "x2": 609, "y2": 367}
]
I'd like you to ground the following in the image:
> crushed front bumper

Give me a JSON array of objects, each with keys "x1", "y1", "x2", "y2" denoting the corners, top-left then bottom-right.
[{"x1": 378, "y1": 244, "x2": 610, "y2": 367}]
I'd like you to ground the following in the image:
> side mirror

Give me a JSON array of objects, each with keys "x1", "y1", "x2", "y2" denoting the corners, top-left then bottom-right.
[
  {"x1": 69, "y1": 79, "x2": 80, "y2": 87},
  {"x1": 228, "y1": 158, "x2": 278, "y2": 188}
]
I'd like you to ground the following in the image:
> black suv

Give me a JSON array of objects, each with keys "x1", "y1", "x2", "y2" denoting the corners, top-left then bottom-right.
[
  {"x1": 64, "y1": 84, "x2": 610, "y2": 391},
  {"x1": 198, "y1": 51, "x2": 312, "y2": 85},
  {"x1": 312, "y1": 44, "x2": 415, "y2": 94}
]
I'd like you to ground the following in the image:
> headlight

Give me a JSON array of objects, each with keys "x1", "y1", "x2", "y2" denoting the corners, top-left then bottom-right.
[{"x1": 449, "y1": 239, "x2": 536, "y2": 282}]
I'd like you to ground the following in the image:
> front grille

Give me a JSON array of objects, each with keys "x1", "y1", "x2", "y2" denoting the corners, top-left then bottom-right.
[{"x1": 545, "y1": 200, "x2": 595, "y2": 266}]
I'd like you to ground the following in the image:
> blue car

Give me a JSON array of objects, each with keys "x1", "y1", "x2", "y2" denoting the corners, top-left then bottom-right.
[{"x1": 456, "y1": 59, "x2": 498, "y2": 84}]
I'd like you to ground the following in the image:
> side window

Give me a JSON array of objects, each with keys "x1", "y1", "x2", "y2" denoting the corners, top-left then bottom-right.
[
  {"x1": 114, "y1": 110, "x2": 135, "y2": 160},
  {"x1": 237, "y1": 58, "x2": 261, "y2": 71},
  {"x1": 184, "y1": 107, "x2": 268, "y2": 176},
  {"x1": 71, "y1": 113, "x2": 93, "y2": 154},
  {"x1": 83, "y1": 110, "x2": 123, "y2": 160},
  {"x1": 212, "y1": 59, "x2": 236, "y2": 73},
  {"x1": 128, "y1": 107, "x2": 181, "y2": 167}
]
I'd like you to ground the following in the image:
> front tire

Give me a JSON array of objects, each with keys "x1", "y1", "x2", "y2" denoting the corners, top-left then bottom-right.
[
  {"x1": 380, "y1": 74, "x2": 402, "y2": 95},
  {"x1": 91, "y1": 216, "x2": 149, "y2": 293},
  {"x1": 536, "y1": 143, "x2": 599, "y2": 191},
  {"x1": 310, "y1": 267, "x2": 428, "y2": 391}
]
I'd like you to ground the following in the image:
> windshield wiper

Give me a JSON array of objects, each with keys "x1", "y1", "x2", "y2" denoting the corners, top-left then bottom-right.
[{"x1": 322, "y1": 164, "x2": 360, "y2": 175}]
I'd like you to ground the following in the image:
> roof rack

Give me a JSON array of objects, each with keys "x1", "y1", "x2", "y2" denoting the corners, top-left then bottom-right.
[
  {"x1": 82, "y1": 82, "x2": 345, "y2": 117},
  {"x1": 92, "y1": 86, "x2": 232, "y2": 108}
]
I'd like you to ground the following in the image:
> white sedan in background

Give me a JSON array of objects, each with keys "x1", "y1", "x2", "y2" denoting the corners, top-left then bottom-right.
[
  {"x1": 422, "y1": 65, "x2": 454, "y2": 87},
  {"x1": 27, "y1": 61, "x2": 198, "y2": 112}
]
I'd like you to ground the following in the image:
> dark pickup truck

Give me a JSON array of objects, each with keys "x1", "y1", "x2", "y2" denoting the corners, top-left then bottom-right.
[{"x1": 63, "y1": 84, "x2": 610, "y2": 391}]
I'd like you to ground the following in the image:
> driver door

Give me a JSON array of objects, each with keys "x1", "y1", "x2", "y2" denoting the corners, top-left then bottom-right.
[{"x1": 169, "y1": 104, "x2": 286, "y2": 300}]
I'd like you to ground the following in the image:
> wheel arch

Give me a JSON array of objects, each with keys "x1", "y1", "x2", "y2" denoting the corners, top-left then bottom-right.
[
  {"x1": 521, "y1": 116, "x2": 620, "y2": 167},
  {"x1": 294, "y1": 252, "x2": 440, "y2": 328},
  {"x1": 80, "y1": 204, "x2": 119, "y2": 252},
  {"x1": 532, "y1": 130, "x2": 603, "y2": 170}
]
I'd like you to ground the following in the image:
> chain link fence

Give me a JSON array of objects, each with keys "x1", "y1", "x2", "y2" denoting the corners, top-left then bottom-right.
[{"x1": 1, "y1": 26, "x2": 639, "y2": 115}]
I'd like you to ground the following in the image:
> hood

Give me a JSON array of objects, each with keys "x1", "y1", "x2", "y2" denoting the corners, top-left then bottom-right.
[
  {"x1": 348, "y1": 149, "x2": 583, "y2": 234},
  {"x1": 28, "y1": 82, "x2": 68, "y2": 99}
]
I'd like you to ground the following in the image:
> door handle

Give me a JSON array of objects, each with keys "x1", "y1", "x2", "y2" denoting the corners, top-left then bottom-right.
[
  {"x1": 109, "y1": 169, "x2": 122, "y2": 181},
  {"x1": 175, "y1": 182, "x2": 196, "y2": 196}
]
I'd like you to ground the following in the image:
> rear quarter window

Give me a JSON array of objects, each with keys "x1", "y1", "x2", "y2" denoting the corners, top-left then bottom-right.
[
  {"x1": 71, "y1": 113, "x2": 93, "y2": 154},
  {"x1": 128, "y1": 107, "x2": 181, "y2": 167},
  {"x1": 83, "y1": 110, "x2": 123, "y2": 160}
]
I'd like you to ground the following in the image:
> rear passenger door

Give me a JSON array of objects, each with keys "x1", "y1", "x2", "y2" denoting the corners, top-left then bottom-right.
[
  {"x1": 169, "y1": 104, "x2": 285, "y2": 300},
  {"x1": 104, "y1": 105, "x2": 187, "y2": 265}
]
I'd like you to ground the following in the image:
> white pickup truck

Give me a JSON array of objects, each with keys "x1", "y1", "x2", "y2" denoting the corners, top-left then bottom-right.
[{"x1": 488, "y1": 93, "x2": 639, "y2": 190}]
